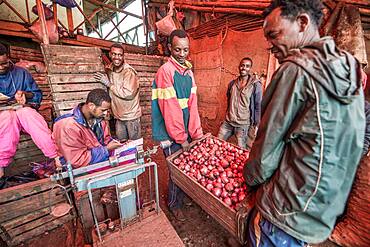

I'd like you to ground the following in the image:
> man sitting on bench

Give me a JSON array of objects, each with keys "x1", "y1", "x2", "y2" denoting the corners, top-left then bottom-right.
[
  {"x1": 52, "y1": 89, "x2": 122, "y2": 168},
  {"x1": 0, "y1": 43, "x2": 60, "y2": 178}
]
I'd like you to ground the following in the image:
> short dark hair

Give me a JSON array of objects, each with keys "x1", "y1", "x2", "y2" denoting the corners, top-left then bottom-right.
[
  {"x1": 168, "y1": 29, "x2": 188, "y2": 45},
  {"x1": 240, "y1": 57, "x2": 253, "y2": 67},
  {"x1": 110, "y1": 43, "x2": 124, "y2": 53},
  {"x1": 0, "y1": 43, "x2": 9, "y2": 56},
  {"x1": 264, "y1": 0, "x2": 324, "y2": 27},
  {"x1": 86, "y1": 89, "x2": 111, "y2": 106}
]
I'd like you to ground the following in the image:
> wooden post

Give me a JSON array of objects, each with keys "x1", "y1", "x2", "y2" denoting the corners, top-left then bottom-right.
[
  {"x1": 35, "y1": 0, "x2": 49, "y2": 44},
  {"x1": 25, "y1": 0, "x2": 30, "y2": 24},
  {"x1": 53, "y1": 2, "x2": 58, "y2": 29},
  {"x1": 66, "y1": 7, "x2": 74, "y2": 35}
]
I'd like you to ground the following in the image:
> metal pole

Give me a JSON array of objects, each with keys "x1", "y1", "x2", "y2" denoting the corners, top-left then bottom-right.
[
  {"x1": 141, "y1": 0, "x2": 148, "y2": 53},
  {"x1": 97, "y1": 12, "x2": 102, "y2": 37},
  {"x1": 115, "y1": 0, "x2": 120, "y2": 42},
  {"x1": 87, "y1": 181, "x2": 102, "y2": 242},
  {"x1": 114, "y1": 176, "x2": 124, "y2": 230},
  {"x1": 153, "y1": 163, "x2": 160, "y2": 214}
]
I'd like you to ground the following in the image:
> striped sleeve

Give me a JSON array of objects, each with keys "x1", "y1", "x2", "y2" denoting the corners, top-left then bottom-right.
[
  {"x1": 187, "y1": 72, "x2": 203, "y2": 139},
  {"x1": 152, "y1": 67, "x2": 188, "y2": 144}
]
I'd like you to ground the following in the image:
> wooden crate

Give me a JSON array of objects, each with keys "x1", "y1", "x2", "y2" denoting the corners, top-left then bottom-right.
[
  {"x1": 166, "y1": 134, "x2": 239, "y2": 237},
  {"x1": 41, "y1": 44, "x2": 106, "y2": 117},
  {"x1": 0, "y1": 179, "x2": 76, "y2": 246}
]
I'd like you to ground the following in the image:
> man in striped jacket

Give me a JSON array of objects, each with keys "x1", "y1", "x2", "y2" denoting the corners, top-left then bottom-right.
[{"x1": 151, "y1": 29, "x2": 203, "y2": 221}]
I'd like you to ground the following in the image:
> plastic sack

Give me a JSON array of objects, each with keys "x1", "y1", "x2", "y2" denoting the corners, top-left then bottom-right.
[
  {"x1": 156, "y1": 14, "x2": 177, "y2": 36},
  {"x1": 29, "y1": 19, "x2": 59, "y2": 44},
  {"x1": 15, "y1": 59, "x2": 46, "y2": 73},
  {"x1": 32, "y1": 3, "x2": 54, "y2": 20}
]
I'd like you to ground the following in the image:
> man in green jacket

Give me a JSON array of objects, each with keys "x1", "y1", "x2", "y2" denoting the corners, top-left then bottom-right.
[{"x1": 243, "y1": 0, "x2": 365, "y2": 246}]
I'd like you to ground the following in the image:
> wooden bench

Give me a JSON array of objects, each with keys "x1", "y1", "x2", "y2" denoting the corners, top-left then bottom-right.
[{"x1": 0, "y1": 179, "x2": 75, "y2": 246}]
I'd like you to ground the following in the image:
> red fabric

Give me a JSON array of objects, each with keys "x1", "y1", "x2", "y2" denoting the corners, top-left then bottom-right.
[
  {"x1": 52, "y1": 117, "x2": 111, "y2": 168},
  {"x1": 155, "y1": 57, "x2": 203, "y2": 143}
]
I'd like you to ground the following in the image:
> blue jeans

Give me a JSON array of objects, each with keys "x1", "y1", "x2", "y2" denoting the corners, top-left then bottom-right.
[
  {"x1": 218, "y1": 121, "x2": 252, "y2": 149},
  {"x1": 163, "y1": 143, "x2": 185, "y2": 210},
  {"x1": 246, "y1": 208, "x2": 306, "y2": 247}
]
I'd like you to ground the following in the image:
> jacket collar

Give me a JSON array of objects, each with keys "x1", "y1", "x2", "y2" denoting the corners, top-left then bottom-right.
[
  {"x1": 107, "y1": 62, "x2": 137, "y2": 74},
  {"x1": 169, "y1": 56, "x2": 192, "y2": 72}
]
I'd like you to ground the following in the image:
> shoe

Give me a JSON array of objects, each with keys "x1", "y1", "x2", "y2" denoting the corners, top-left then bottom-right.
[
  {"x1": 183, "y1": 196, "x2": 193, "y2": 207},
  {"x1": 227, "y1": 237, "x2": 242, "y2": 247},
  {"x1": 171, "y1": 208, "x2": 186, "y2": 222}
]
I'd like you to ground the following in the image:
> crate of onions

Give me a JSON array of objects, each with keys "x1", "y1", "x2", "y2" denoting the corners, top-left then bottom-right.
[{"x1": 167, "y1": 134, "x2": 250, "y2": 236}]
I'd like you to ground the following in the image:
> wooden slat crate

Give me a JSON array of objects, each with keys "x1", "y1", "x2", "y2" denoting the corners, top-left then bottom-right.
[
  {"x1": 41, "y1": 44, "x2": 106, "y2": 117},
  {"x1": 0, "y1": 179, "x2": 76, "y2": 246},
  {"x1": 166, "y1": 134, "x2": 240, "y2": 237}
]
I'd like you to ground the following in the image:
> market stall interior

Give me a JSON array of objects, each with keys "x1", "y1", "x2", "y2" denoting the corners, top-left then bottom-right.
[{"x1": 0, "y1": 0, "x2": 369, "y2": 246}]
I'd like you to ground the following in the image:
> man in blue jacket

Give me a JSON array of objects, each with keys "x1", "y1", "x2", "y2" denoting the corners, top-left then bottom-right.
[
  {"x1": 0, "y1": 43, "x2": 60, "y2": 178},
  {"x1": 218, "y1": 57, "x2": 262, "y2": 150}
]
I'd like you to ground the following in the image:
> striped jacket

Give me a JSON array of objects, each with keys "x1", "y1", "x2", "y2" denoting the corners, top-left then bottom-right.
[{"x1": 151, "y1": 57, "x2": 203, "y2": 144}]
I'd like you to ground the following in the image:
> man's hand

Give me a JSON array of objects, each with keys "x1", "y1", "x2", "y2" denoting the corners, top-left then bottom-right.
[
  {"x1": 15, "y1": 91, "x2": 26, "y2": 105},
  {"x1": 0, "y1": 167, "x2": 4, "y2": 178},
  {"x1": 106, "y1": 140, "x2": 123, "y2": 151},
  {"x1": 54, "y1": 157, "x2": 62, "y2": 171},
  {"x1": 181, "y1": 140, "x2": 190, "y2": 151},
  {"x1": 193, "y1": 134, "x2": 204, "y2": 142},
  {"x1": 94, "y1": 72, "x2": 111, "y2": 87}
]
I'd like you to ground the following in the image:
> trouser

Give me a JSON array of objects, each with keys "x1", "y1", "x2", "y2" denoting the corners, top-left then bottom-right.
[
  {"x1": 218, "y1": 121, "x2": 253, "y2": 149},
  {"x1": 0, "y1": 107, "x2": 58, "y2": 168},
  {"x1": 246, "y1": 208, "x2": 306, "y2": 247},
  {"x1": 163, "y1": 142, "x2": 184, "y2": 210},
  {"x1": 115, "y1": 117, "x2": 141, "y2": 141}
]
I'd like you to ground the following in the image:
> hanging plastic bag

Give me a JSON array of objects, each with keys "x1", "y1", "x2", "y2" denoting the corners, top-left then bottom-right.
[
  {"x1": 155, "y1": 0, "x2": 177, "y2": 36},
  {"x1": 32, "y1": 3, "x2": 54, "y2": 20},
  {"x1": 29, "y1": 18, "x2": 59, "y2": 44}
]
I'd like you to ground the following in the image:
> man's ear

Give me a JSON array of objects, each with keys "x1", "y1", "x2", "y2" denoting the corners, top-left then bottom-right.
[
  {"x1": 168, "y1": 43, "x2": 172, "y2": 52},
  {"x1": 109, "y1": 50, "x2": 112, "y2": 60},
  {"x1": 297, "y1": 13, "x2": 310, "y2": 32},
  {"x1": 87, "y1": 102, "x2": 95, "y2": 110}
]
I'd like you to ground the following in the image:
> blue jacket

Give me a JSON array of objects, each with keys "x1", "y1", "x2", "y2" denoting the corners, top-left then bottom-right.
[{"x1": 0, "y1": 65, "x2": 42, "y2": 108}]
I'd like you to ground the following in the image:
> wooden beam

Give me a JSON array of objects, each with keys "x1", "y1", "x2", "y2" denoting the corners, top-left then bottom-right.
[
  {"x1": 25, "y1": 0, "x2": 30, "y2": 23},
  {"x1": 109, "y1": 18, "x2": 127, "y2": 42},
  {"x1": 66, "y1": 7, "x2": 74, "y2": 34},
  {"x1": 104, "y1": 14, "x2": 128, "y2": 39},
  {"x1": 74, "y1": 3, "x2": 102, "y2": 38},
  {"x1": 339, "y1": 0, "x2": 370, "y2": 8},
  {"x1": 85, "y1": 0, "x2": 143, "y2": 20},
  {"x1": 172, "y1": 0, "x2": 270, "y2": 9},
  {"x1": 36, "y1": 0, "x2": 49, "y2": 44},
  {"x1": 53, "y1": 2, "x2": 58, "y2": 28},
  {"x1": 149, "y1": 3, "x2": 263, "y2": 16},
  {"x1": 74, "y1": 6, "x2": 103, "y2": 32},
  {"x1": 360, "y1": 8, "x2": 370, "y2": 17}
]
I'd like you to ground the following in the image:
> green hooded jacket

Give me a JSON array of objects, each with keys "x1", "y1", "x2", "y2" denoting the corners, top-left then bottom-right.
[{"x1": 244, "y1": 37, "x2": 365, "y2": 243}]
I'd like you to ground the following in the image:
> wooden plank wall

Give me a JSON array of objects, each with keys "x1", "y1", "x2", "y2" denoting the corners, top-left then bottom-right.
[
  {"x1": 0, "y1": 179, "x2": 76, "y2": 246},
  {"x1": 5, "y1": 46, "x2": 52, "y2": 176}
]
